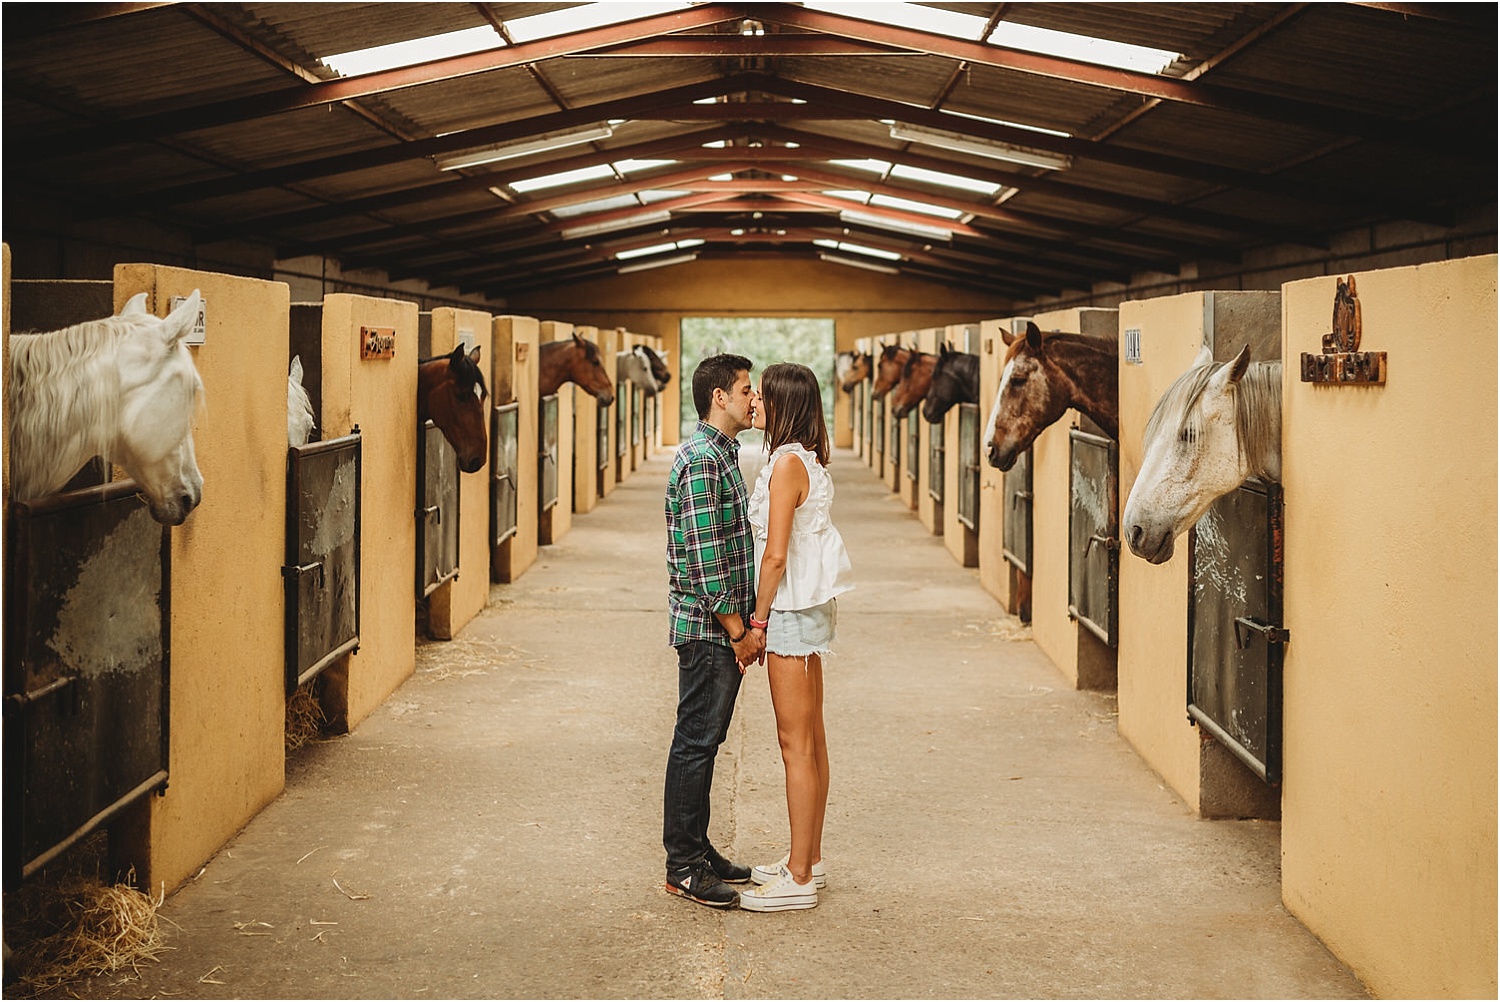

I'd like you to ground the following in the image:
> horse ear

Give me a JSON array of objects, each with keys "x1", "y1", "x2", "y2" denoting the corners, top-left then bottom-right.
[
  {"x1": 1025, "y1": 321, "x2": 1043, "y2": 351},
  {"x1": 290, "y1": 355, "x2": 304, "y2": 382},
  {"x1": 162, "y1": 290, "x2": 201, "y2": 345},
  {"x1": 1209, "y1": 345, "x2": 1252, "y2": 391},
  {"x1": 120, "y1": 293, "x2": 150, "y2": 316},
  {"x1": 1193, "y1": 342, "x2": 1214, "y2": 369},
  {"x1": 467, "y1": 345, "x2": 482, "y2": 366}
]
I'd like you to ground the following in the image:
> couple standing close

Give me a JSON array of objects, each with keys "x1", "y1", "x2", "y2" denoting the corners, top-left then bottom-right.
[{"x1": 663, "y1": 354, "x2": 853, "y2": 912}]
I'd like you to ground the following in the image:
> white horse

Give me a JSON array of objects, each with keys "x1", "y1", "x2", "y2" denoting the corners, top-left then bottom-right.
[
  {"x1": 288, "y1": 355, "x2": 316, "y2": 447},
  {"x1": 1122, "y1": 343, "x2": 1281, "y2": 564},
  {"x1": 7, "y1": 291, "x2": 205, "y2": 525},
  {"x1": 617, "y1": 345, "x2": 668, "y2": 396}
]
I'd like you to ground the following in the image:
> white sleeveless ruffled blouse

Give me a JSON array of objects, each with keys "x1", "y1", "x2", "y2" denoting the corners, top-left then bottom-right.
[{"x1": 748, "y1": 443, "x2": 854, "y2": 612}]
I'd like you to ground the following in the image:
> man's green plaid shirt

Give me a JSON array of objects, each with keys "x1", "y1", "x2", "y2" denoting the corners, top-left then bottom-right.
[{"x1": 666, "y1": 421, "x2": 755, "y2": 647}]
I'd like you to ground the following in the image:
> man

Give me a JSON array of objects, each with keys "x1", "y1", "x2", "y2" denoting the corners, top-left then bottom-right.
[{"x1": 663, "y1": 353, "x2": 764, "y2": 908}]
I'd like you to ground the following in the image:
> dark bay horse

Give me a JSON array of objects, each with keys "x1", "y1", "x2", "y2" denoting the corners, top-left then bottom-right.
[
  {"x1": 921, "y1": 345, "x2": 980, "y2": 424},
  {"x1": 871, "y1": 344, "x2": 912, "y2": 399},
  {"x1": 889, "y1": 350, "x2": 936, "y2": 420},
  {"x1": 984, "y1": 321, "x2": 1118, "y2": 472},
  {"x1": 419, "y1": 345, "x2": 488, "y2": 474},
  {"x1": 540, "y1": 334, "x2": 615, "y2": 405}
]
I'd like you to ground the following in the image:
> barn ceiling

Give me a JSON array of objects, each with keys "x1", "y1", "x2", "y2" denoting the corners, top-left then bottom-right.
[{"x1": 4, "y1": 2, "x2": 1495, "y2": 304}]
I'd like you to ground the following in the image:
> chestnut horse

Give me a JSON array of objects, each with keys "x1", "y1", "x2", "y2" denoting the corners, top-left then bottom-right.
[
  {"x1": 984, "y1": 322, "x2": 1118, "y2": 472},
  {"x1": 835, "y1": 351, "x2": 871, "y2": 392},
  {"x1": 419, "y1": 345, "x2": 488, "y2": 474},
  {"x1": 921, "y1": 345, "x2": 980, "y2": 424},
  {"x1": 871, "y1": 344, "x2": 912, "y2": 399},
  {"x1": 889, "y1": 350, "x2": 937, "y2": 420},
  {"x1": 539, "y1": 335, "x2": 615, "y2": 405}
]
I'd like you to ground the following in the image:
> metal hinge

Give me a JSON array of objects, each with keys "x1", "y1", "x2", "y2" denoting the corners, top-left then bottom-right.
[{"x1": 1234, "y1": 616, "x2": 1290, "y2": 649}]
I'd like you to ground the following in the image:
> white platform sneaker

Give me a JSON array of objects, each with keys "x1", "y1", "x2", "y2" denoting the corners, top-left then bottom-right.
[
  {"x1": 738, "y1": 865, "x2": 818, "y2": 912},
  {"x1": 750, "y1": 855, "x2": 826, "y2": 889}
]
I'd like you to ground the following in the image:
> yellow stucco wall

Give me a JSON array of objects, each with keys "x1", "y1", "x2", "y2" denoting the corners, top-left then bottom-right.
[
  {"x1": 504, "y1": 259, "x2": 1017, "y2": 446},
  {"x1": 1026, "y1": 307, "x2": 1118, "y2": 691},
  {"x1": 320, "y1": 294, "x2": 418, "y2": 731},
  {"x1": 492, "y1": 316, "x2": 539, "y2": 583},
  {"x1": 112, "y1": 264, "x2": 290, "y2": 893},
  {"x1": 539, "y1": 321, "x2": 574, "y2": 544},
  {"x1": 1280, "y1": 257, "x2": 1497, "y2": 998},
  {"x1": 572, "y1": 325, "x2": 602, "y2": 516},
  {"x1": 425, "y1": 308, "x2": 492, "y2": 640}
]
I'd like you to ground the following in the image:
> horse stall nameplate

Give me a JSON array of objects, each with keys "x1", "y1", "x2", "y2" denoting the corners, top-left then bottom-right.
[
  {"x1": 1300, "y1": 274, "x2": 1386, "y2": 385},
  {"x1": 4, "y1": 482, "x2": 170, "y2": 885},
  {"x1": 360, "y1": 326, "x2": 397, "y2": 360},
  {"x1": 169, "y1": 294, "x2": 208, "y2": 345},
  {"x1": 417, "y1": 421, "x2": 460, "y2": 598},
  {"x1": 284, "y1": 432, "x2": 362, "y2": 694},
  {"x1": 1187, "y1": 479, "x2": 1286, "y2": 784},
  {"x1": 515, "y1": 342, "x2": 530, "y2": 363},
  {"x1": 1068, "y1": 429, "x2": 1119, "y2": 648}
]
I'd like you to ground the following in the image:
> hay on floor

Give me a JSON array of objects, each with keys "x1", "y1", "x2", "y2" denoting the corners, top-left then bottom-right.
[
  {"x1": 285, "y1": 678, "x2": 326, "y2": 752},
  {"x1": 5, "y1": 869, "x2": 166, "y2": 996}
]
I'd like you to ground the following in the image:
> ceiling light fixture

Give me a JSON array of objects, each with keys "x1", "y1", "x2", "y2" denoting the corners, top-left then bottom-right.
[
  {"x1": 560, "y1": 210, "x2": 671, "y2": 239},
  {"x1": 889, "y1": 123, "x2": 1071, "y2": 171},
  {"x1": 437, "y1": 123, "x2": 615, "y2": 171},
  {"x1": 818, "y1": 252, "x2": 899, "y2": 275},
  {"x1": 838, "y1": 209, "x2": 953, "y2": 242},
  {"x1": 618, "y1": 253, "x2": 698, "y2": 274}
]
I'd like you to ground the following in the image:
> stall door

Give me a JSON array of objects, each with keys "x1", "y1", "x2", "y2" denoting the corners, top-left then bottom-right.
[
  {"x1": 491, "y1": 403, "x2": 519, "y2": 551},
  {"x1": 539, "y1": 394, "x2": 560, "y2": 513},
  {"x1": 284, "y1": 432, "x2": 362, "y2": 694},
  {"x1": 417, "y1": 421, "x2": 460, "y2": 598},
  {"x1": 1069, "y1": 429, "x2": 1119, "y2": 647}
]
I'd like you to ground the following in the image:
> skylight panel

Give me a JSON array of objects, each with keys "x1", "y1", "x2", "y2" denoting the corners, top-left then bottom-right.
[
  {"x1": 801, "y1": 2, "x2": 989, "y2": 41},
  {"x1": 617, "y1": 241, "x2": 681, "y2": 261},
  {"x1": 890, "y1": 164, "x2": 1001, "y2": 197},
  {"x1": 822, "y1": 190, "x2": 874, "y2": 205},
  {"x1": 321, "y1": 26, "x2": 504, "y2": 77},
  {"x1": 988, "y1": 22, "x2": 1180, "y2": 75},
  {"x1": 615, "y1": 159, "x2": 679, "y2": 174},
  {"x1": 869, "y1": 193, "x2": 963, "y2": 220},
  {"x1": 549, "y1": 194, "x2": 642, "y2": 219},
  {"x1": 506, "y1": 2, "x2": 689, "y2": 43},
  {"x1": 831, "y1": 159, "x2": 893, "y2": 175},
  {"x1": 510, "y1": 164, "x2": 617, "y2": 193},
  {"x1": 814, "y1": 239, "x2": 903, "y2": 261}
]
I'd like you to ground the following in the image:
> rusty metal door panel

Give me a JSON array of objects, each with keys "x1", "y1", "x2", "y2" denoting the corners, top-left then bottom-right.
[
  {"x1": 906, "y1": 414, "x2": 919, "y2": 483},
  {"x1": 491, "y1": 404, "x2": 518, "y2": 548},
  {"x1": 616, "y1": 390, "x2": 628, "y2": 458},
  {"x1": 417, "y1": 421, "x2": 460, "y2": 599},
  {"x1": 1069, "y1": 430, "x2": 1119, "y2": 648},
  {"x1": 596, "y1": 403, "x2": 610, "y2": 473},
  {"x1": 957, "y1": 403, "x2": 979, "y2": 530},
  {"x1": 284, "y1": 432, "x2": 362, "y2": 694},
  {"x1": 1003, "y1": 449, "x2": 1033, "y2": 575},
  {"x1": 873, "y1": 397, "x2": 885, "y2": 465},
  {"x1": 928, "y1": 416, "x2": 945, "y2": 501},
  {"x1": 4, "y1": 482, "x2": 169, "y2": 885},
  {"x1": 1188, "y1": 479, "x2": 1286, "y2": 784},
  {"x1": 539, "y1": 394, "x2": 559, "y2": 513}
]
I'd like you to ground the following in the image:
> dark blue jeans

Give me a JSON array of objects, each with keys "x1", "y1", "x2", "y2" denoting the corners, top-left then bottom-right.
[{"x1": 663, "y1": 640, "x2": 743, "y2": 873}]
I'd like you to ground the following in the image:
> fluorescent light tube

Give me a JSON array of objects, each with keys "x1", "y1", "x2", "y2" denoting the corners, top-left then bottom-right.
[
  {"x1": 818, "y1": 252, "x2": 899, "y2": 275},
  {"x1": 839, "y1": 209, "x2": 952, "y2": 242},
  {"x1": 438, "y1": 124, "x2": 614, "y2": 171},
  {"x1": 889, "y1": 123, "x2": 1071, "y2": 171},
  {"x1": 618, "y1": 253, "x2": 698, "y2": 274},
  {"x1": 560, "y1": 210, "x2": 671, "y2": 240}
]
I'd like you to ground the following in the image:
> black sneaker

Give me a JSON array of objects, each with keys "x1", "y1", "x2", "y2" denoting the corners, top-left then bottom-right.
[
  {"x1": 665, "y1": 861, "x2": 739, "y2": 909},
  {"x1": 704, "y1": 845, "x2": 752, "y2": 884}
]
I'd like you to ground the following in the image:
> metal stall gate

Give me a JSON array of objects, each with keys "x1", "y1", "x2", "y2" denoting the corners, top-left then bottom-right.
[
  {"x1": 1187, "y1": 480, "x2": 1287, "y2": 784},
  {"x1": 4, "y1": 483, "x2": 170, "y2": 885},
  {"x1": 928, "y1": 415, "x2": 946, "y2": 505},
  {"x1": 956, "y1": 403, "x2": 980, "y2": 531},
  {"x1": 597, "y1": 400, "x2": 611, "y2": 496},
  {"x1": 1068, "y1": 429, "x2": 1119, "y2": 647},
  {"x1": 417, "y1": 421, "x2": 460, "y2": 598},
  {"x1": 872, "y1": 395, "x2": 885, "y2": 468},
  {"x1": 616, "y1": 387, "x2": 628, "y2": 467},
  {"x1": 539, "y1": 394, "x2": 560, "y2": 513},
  {"x1": 491, "y1": 403, "x2": 519, "y2": 551},
  {"x1": 1003, "y1": 449, "x2": 1034, "y2": 577},
  {"x1": 284, "y1": 432, "x2": 363, "y2": 695},
  {"x1": 631, "y1": 385, "x2": 644, "y2": 451}
]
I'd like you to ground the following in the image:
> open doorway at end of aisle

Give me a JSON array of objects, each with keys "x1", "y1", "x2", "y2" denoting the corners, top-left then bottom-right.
[{"x1": 678, "y1": 317, "x2": 836, "y2": 452}]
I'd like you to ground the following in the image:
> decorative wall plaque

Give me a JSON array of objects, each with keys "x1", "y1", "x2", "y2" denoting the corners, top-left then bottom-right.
[
  {"x1": 360, "y1": 326, "x2": 396, "y2": 359},
  {"x1": 1300, "y1": 275, "x2": 1386, "y2": 384}
]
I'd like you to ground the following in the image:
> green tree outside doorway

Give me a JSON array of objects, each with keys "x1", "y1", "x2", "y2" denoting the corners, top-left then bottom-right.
[{"x1": 679, "y1": 317, "x2": 835, "y2": 445}]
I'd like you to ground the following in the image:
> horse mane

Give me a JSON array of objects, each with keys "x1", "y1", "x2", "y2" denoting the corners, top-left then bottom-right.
[{"x1": 1144, "y1": 356, "x2": 1282, "y2": 479}]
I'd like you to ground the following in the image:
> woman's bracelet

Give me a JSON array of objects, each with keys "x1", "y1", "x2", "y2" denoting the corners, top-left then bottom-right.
[{"x1": 749, "y1": 615, "x2": 769, "y2": 630}]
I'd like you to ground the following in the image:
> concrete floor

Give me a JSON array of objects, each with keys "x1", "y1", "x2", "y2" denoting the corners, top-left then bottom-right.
[{"x1": 66, "y1": 446, "x2": 1367, "y2": 1000}]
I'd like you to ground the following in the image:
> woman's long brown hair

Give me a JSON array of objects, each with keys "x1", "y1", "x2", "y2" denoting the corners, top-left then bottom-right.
[{"x1": 761, "y1": 362, "x2": 829, "y2": 466}]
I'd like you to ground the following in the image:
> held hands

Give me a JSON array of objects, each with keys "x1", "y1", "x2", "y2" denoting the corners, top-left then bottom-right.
[{"x1": 732, "y1": 628, "x2": 765, "y2": 672}]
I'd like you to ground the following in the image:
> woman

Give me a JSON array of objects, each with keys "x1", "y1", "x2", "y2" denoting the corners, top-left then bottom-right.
[{"x1": 737, "y1": 363, "x2": 853, "y2": 913}]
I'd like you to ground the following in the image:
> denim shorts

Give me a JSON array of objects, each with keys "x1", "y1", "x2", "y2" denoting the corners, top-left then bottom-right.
[{"x1": 765, "y1": 599, "x2": 837, "y2": 658}]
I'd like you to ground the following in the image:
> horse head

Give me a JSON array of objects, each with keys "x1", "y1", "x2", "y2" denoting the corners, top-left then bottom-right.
[
  {"x1": 835, "y1": 351, "x2": 870, "y2": 392},
  {"x1": 984, "y1": 322, "x2": 1118, "y2": 472},
  {"x1": 568, "y1": 334, "x2": 615, "y2": 406},
  {"x1": 1122, "y1": 344, "x2": 1282, "y2": 564},
  {"x1": 921, "y1": 344, "x2": 978, "y2": 424},
  {"x1": 618, "y1": 345, "x2": 661, "y2": 395},
  {"x1": 644, "y1": 346, "x2": 671, "y2": 392},
  {"x1": 113, "y1": 291, "x2": 205, "y2": 525},
  {"x1": 871, "y1": 345, "x2": 910, "y2": 399},
  {"x1": 288, "y1": 355, "x2": 316, "y2": 447},
  {"x1": 889, "y1": 351, "x2": 935, "y2": 420},
  {"x1": 421, "y1": 345, "x2": 489, "y2": 474}
]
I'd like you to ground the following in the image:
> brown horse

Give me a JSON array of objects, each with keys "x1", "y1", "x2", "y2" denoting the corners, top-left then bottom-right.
[
  {"x1": 983, "y1": 322, "x2": 1118, "y2": 472},
  {"x1": 835, "y1": 351, "x2": 871, "y2": 392},
  {"x1": 419, "y1": 345, "x2": 488, "y2": 474},
  {"x1": 889, "y1": 350, "x2": 937, "y2": 419},
  {"x1": 871, "y1": 344, "x2": 911, "y2": 399},
  {"x1": 921, "y1": 345, "x2": 980, "y2": 424},
  {"x1": 540, "y1": 334, "x2": 615, "y2": 405}
]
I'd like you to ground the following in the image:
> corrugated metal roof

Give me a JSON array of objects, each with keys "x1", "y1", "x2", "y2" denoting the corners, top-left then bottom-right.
[{"x1": 3, "y1": 1, "x2": 1493, "y2": 303}]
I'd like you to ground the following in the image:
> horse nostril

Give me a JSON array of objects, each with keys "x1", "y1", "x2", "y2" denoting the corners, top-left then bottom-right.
[{"x1": 1129, "y1": 525, "x2": 1144, "y2": 549}]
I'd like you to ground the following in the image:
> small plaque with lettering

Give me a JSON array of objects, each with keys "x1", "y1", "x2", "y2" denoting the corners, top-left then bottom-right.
[{"x1": 361, "y1": 326, "x2": 396, "y2": 359}]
